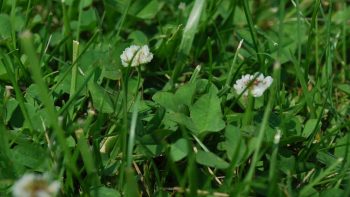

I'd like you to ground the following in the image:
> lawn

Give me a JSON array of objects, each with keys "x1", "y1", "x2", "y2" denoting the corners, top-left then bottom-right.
[{"x1": 0, "y1": 0, "x2": 350, "y2": 196}]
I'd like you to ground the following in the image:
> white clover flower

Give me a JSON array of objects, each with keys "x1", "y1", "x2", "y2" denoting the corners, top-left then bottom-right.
[
  {"x1": 233, "y1": 73, "x2": 273, "y2": 97},
  {"x1": 12, "y1": 173, "x2": 60, "y2": 197},
  {"x1": 120, "y1": 45, "x2": 153, "y2": 67}
]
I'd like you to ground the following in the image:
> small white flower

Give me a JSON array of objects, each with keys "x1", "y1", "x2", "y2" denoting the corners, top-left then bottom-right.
[
  {"x1": 233, "y1": 73, "x2": 273, "y2": 97},
  {"x1": 12, "y1": 173, "x2": 60, "y2": 197},
  {"x1": 120, "y1": 45, "x2": 153, "y2": 67}
]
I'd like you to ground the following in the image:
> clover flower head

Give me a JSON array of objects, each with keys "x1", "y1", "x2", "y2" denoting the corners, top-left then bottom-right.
[
  {"x1": 12, "y1": 173, "x2": 60, "y2": 197},
  {"x1": 120, "y1": 45, "x2": 153, "y2": 67},
  {"x1": 233, "y1": 73, "x2": 273, "y2": 97}
]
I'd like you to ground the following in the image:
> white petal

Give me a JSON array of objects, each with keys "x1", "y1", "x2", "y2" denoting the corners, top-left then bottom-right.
[
  {"x1": 12, "y1": 174, "x2": 60, "y2": 197},
  {"x1": 256, "y1": 73, "x2": 264, "y2": 81},
  {"x1": 48, "y1": 181, "x2": 60, "y2": 194},
  {"x1": 120, "y1": 45, "x2": 141, "y2": 67},
  {"x1": 233, "y1": 73, "x2": 273, "y2": 97},
  {"x1": 36, "y1": 191, "x2": 51, "y2": 197},
  {"x1": 251, "y1": 86, "x2": 264, "y2": 97},
  {"x1": 234, "y1": 83, "x2": 245, "y2": 94},
  {"x1": 120, "y1": 45, "x2": 153, "y2": 67},
  {"x1": 12, "y1": 174, "x2": 36, "y2": 197},
  {"x1": 139, "y1": 45, "x2": 153, "y2": 64},
  {"x1": 263, "y1": 76, "x2": 273, "y2": 87}
]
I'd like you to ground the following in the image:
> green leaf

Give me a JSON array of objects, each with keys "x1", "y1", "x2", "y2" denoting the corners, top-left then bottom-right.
[
  {"x1": 196, "y1": 150, "x2": 229, "y2": 169},
  {"x1": 80, "y1": 8, "x2": 97, "y2": 30},
  {"x1": 179, "y1": 0, "x2": 206, "y2": 55},
  {"x1": 152, "y1": 92, "x2": 178, "y2": 112},
  {"x1": 88, "y1": 82, "x2": 114, "y2": 113},
  {"x1": 124, "y1": 169, "x2": 139, "y2": 197},
  {"x1": 300, "y1": 187, "x2": 319, "y2": 197},
  {"x1": 170, "y1": 138, "x2": 188, "y2": 161},
  {"x1": 217, "y1": 125, "x2": 246, "y2": 163},
  {"x1": 105, "y1": 0, "x2": 144, "y2": 16},
  {"x1": 101, "y1": 66, "x2": 122, "y2": 80},
  {"x1": 24, "y1": 103, "x2": 45, "y2": 132},
  {"x1": 302, "y1": 119, "x2": 318, "y2": 138},
  {"x1": 0, "y1": 14, "x2": 11, "y2": 40},
  {"x1": 278, "y1": 156, "x2": 296, "y2": 174},
  {"x1": 166, "y1": 112, "x2": 198, "y2": 132},
  {"x1": 175, "y1": 83, "x2": 196, "y2": 107},
  {"x1": 54, "y1": 63, "x2": 89, "y2": 96},
  {"x1": 0, "y1": 62, "x2": 8, "y2": 80},
  {"x1": 334, "y1": 133, "x2": 350, "y2": 161},
  {"x1": 4, "y1": 98, "x2": 18, "y2": 124},
  {"x1": 333, "y1": 7, "x2": 350, "y2": 24},
  {"x1": 90, "y1": 186, "x2": 121, "y2": 197},
  {"x1": 136, "y1": 0, "x2": 164, "y2": 19},
  {"x1": 80, "y1": 0, "x2": 93, "y2": 8},
  {"x1": 155, "y1": 25, "x2": 182, "y2": 59},
  {"x1": 0, "y1": 124, "x2": 17, "y2": 178},
  {"x1": 337, "y1": 84, "x2": 350, "y2": 95},
  {"x1": 316, "y1": 151, "x2": 338, "y2": 167},
  {"x1": 26, "y1": 84, "x2": 41, "y2": 101},
  {"x1": 11, "y1": 143, "x2": 48, "y2": 170},
  {"x1": 62, "y1": 0, "x2": 74, "y2": 6},
  {"x1": 195, "y1": 79, "x2": 218, "y2": 95},
  {"x1": 128, "y1": 31, "x2": 148, "y2": 45},
  {"x1": 190, "y1": 91, "x2": 225, "y2": 134},
  {"x1": 320, "y1": 189, "x2": 344, "y2": 197},
  {"x1": 153, "y1": 83, "x2": 196, "y2": 113}
]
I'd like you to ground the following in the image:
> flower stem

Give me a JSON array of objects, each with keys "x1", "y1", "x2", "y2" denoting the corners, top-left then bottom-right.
[{"x1": 242, "y1": 95, "x2": 254, "y2": 126}]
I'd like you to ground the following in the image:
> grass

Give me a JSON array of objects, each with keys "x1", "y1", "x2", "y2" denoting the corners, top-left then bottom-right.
[{"x1": 0, "y1": 0, "x2": 350, "y2": 196}]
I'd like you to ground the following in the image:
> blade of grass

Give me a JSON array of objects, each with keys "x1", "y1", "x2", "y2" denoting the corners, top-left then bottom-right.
[
  {"x1": 61, "y1": 0, "x2": 73, "y2": 57},
  {"x1": 124, "y1": 168, "x2": 140, "y2": 196},
  {"x1": 114, "y1": 0, "x2": 131, "y2": 39},
  {"x1": 49, "y1": 30, "x2": 99, "y2": 95},
  {"x1": 303, "y1": 0, "x2": 321, "y2": 79},
  {"x1": 10, "y1": 0, "x2": 17, "y2": 49},
  {"x1": 267, "y1": 129, "x2": 281, "y2": 197},
  {"x1": 1, "y1": 54, "x2": 34, "y2": 132},
  {"x1": 299, "y1": 158, "x2": 343, "y2": 196},
  {"x1": 58, "y1": 67, "x2": 96, "y2": 115},
  {"x1": 0, "y1": 123, "x2": 16, "y2": 178},
  {"x1": 20, "y1": 30, "x2": 78, "y2": 175},
  {"x1": 189, "y1": 65, "x2": 202, "y2": 84},
  {"x1": 76, "y1": 1, "x2": 83, "y2": 41},
  {"x1": 24, "y1": 0, "x2": 32, "y2": 27},
  {"x1": 224, "y1": 40, "x2": 244, "y2": 88},
  {"x1": 289, "y1": 52, "x2": 315, "y2": 118},
  {"x1": 179, "y1": 0, "x2": 206, "y2": 56},
  {"x1": 341, "y1": 0, "x2": 347, "y2": 81},
  {"x1": 126, "y1": 94, "x2": 140, "y2": 168},
  {"x1": 242, "y1": 95, "x2": 254, "y2": 126},
  {"x1": 295, "y1": 0, "x2": 302, "y2": 72},
  {"x1": 68, "y1": 40, "x2": 80, "y2": 118},
  {"x1": 219, "y1": 39, "x2": 243, "y2": 106},
  {"x1": 241, "y1": 61, "x2": 280, "y2": 195},
  {"x1": 171, "y1": 0, "x2": 206, "y2": 84},
  {"x1": 206, "y1": 37, "x2": 213, "y2": 84},
  {"x1": 242, "y1": 1, "x2": 263, "y2": 67},
  {"x1": 76, "y1": 125, "x2": 100, "y2": 186}
]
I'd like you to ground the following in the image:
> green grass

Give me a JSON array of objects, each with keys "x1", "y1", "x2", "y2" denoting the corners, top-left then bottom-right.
[{"x1": 1, "y1": 0, "x2": 350, "y2": 196}]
